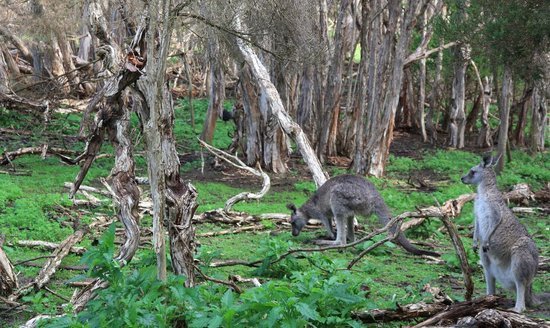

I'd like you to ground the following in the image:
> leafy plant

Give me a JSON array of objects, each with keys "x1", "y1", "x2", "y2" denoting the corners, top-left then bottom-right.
[{"x1": 253, "y1": 237, "x2": 304, "y2": 278}]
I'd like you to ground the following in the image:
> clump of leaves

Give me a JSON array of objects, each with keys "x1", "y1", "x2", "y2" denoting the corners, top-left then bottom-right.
[
  {"x1": 253, "y1": 237, "x2": 304, "y2": 278},
  {"x1": 183, "y1": 269, "x2": 367, "y2": 328}
]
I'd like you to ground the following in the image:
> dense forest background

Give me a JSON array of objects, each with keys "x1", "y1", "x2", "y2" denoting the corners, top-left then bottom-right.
[{"x1": 0, "y1": 0, "x2": 549, "y2": 327}]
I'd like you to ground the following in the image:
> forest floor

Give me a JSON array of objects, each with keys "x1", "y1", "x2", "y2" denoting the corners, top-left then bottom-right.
[{"x1": 1, "y1": 101, "x2": 549, "y2": 327}]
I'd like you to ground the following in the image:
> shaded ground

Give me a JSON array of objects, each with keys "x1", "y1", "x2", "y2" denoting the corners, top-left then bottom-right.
[{"x1": 181, "y1": 128, "x2": 448, "y2": 193}]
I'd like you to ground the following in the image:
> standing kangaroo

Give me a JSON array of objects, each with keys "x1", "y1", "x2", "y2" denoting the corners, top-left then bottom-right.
[
  {"x1": 461, "y1": 155, "x2": 539, "y2": 313},
  {"x1": 287, "y1": 175, "x2": 439, "y2": 257}
]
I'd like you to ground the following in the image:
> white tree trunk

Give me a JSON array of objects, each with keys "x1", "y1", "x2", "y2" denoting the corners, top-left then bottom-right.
[
  {"x1": 235, "y1": 18, "x2": 327, "y2": 186},
  {"x1": 477, "y1": 76, "x2": 493, "y2": 147},
  {"x1": 496, "y1": 67, "x2": 513, "y2": 172},
  {"x1": 530, "y1": 79, "x2": 548, "y2": 152},
  {"x1": 449, "y1": 44, "x2": 470, "y2": 149}
]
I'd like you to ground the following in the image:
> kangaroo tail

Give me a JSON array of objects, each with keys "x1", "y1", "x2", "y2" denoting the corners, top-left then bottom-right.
[
  {"x1": 529, "y1": 289, "x2": 550, "y2": 307},
  {"x1": 375, "y1": 200, "x2": 440, "y2": 257},
  {"x1": 394, "y1": 231, "x2": 440, "y2": 257}
]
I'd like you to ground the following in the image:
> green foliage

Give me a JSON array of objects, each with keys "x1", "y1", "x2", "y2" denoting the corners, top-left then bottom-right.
[
  {"x1": 183, "y1": 269, "x2": 366, "y2": 328},
  {"x1": 441, "y1": 0, "x2": 550, "y2": 79},
  {"x1": 22, "y1": 291, "x2": 57, "y2": 315},
  {"x1": 80, "y1": 224, "x2": 123, "y2": 283},
  {"x1": 253, "y1": 237, "x2": 303, "y2": 278}
]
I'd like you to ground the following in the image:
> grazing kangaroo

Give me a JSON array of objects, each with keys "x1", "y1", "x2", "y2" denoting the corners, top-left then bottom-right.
[
  {"x1": 287, "y1": 174, "x2": 439, "y2": 257},
  {"x1": 461, "y1": 155, "x2": 539, "y2": 313}
]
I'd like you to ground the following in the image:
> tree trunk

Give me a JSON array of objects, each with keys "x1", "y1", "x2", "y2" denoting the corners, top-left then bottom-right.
[
  {"x1": 496, "y1": 67, "x2": 513, "y2": 173},
  {"x1": 530, "y1": 79, "x2": 548, "y2": 153},
  {"x1": 449, "y1": 44, "x2": 469, "y2": 149},
  {"x1": 426, "y1": 37, "x2": 445, "y2": 145},
  {"x1": 200, "y1": 34, "x2": 225, "y2": 143},
  {"x1": 235, "y1": 16, "x2": 327, "y2": 186},
  {"x1": 135, "y1": 0, "x2": 196, "y2": 283},
  {"x1": 512, "y1": 86, "x2": 533, "y2": 146},
  {"x1": 317, "y1": 0, "x2": 350, "y2": 161},
  {"x1": 352, "y1": 0, "x2": 427, "y2": 177},
  {"x1": 477, "y1": 76, "x2": 493, "y2": 147},
  {"x1": 240, "y1": 67, "x2": 262, "y2": 167},
  {"x1": 418, "y1": 51, "x2": 428, "y2": 141},
  {"x1": 296, "y1": 65, "x2": 317, "y2": 138}
]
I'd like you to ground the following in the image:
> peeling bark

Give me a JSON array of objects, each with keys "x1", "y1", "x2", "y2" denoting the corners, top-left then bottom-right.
[
  {"x1": 0, "y1": 247, "x2": 18, "y2": 296},
  {"x1": 477, "y1": 76, "x2": 493, "y2": 148},
  {"x1": 353, "y1": 0, "x2": 428, "y2": 177},
  {"x1": 235, "y1": 16, "x2": 327, "y2": 187},
  {"x1": 530, "y1": 79, "x2": 548, "y2": 153},
  {"x1": 9, "y1": 230, "x2": 85, "y2": 301},
  {"x1": 449, "y1": 44, "x2": 470, "y2": 149},
  {"x1": 496, "y1": 67, "x2": 513, "y2": 173}
]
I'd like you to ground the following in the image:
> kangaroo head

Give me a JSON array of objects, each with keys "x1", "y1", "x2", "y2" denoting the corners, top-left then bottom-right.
[
  {"x1": 287, "y1": 203, "x2": 307, "y2": 236},
  {"x1": 461, "y1": 154, "x2": 498, "y2": 185}
]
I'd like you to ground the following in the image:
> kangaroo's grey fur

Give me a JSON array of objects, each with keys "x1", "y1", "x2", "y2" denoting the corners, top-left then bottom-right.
[
  {"x1": 461, "y1": 155, "x2": 539, "y2": 313},
  {"x1": 287, "y1": 175, "x2": 439, "y2": 257}
]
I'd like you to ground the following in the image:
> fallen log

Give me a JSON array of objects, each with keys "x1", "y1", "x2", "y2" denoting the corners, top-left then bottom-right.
[
  {"x1": 352, "y1": 295, "x2": 506, "y2": 324},
  {"x1": 467, "y1": 308, "x2": 550, "y2": 328},
  {"x1": 197, "y1": 224, "x2": 266, "y2": 238},
  {"x1": 16, "y1": 262, "x2": 87, "y2": 271},
  {"x1": 0, "y1": 146, "x2": 80, "y2": 165},
  {"x1": 412, "y1": 295, "x2": 549, "y2": 327},
  {"x1": 17, "y1": 240, "x2": 86, "y2": 255},
  {"x1": 9, "y1": 230, "x2": 86, "y2": 301},
  {"x1": 0, "y1": 246, "x2": 18, "y2": 296}
]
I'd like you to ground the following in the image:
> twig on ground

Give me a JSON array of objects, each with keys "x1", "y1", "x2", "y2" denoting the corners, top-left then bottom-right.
[
  {"x1": 16, "y1": 240, "x2": 86, "y2": 255},
  {"x1": 193, "y1": 264, "x2": 242, "y2": 293}
]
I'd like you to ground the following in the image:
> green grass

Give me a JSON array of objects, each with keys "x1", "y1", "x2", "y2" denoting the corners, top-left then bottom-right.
[{"x1": 1, "y1": 101, "x2": 548, "y2": 327}]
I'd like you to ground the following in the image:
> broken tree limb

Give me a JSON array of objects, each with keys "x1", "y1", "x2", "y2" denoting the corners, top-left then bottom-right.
[
  {"x1": 0, "y1": 146, "x2": 80, "y2": 165},
  {"x1": 411, "y1": 295, "x2": 550, "y2": 327},
  {"x1": 234, "y1": 16, "x2": 327, "y2": 187},
  {"x1": 9, "y1": 229, "x2": 86, "y2": 301},
  {"x1": 193, "y1": 264, "x2": 242, "y2": 294},
  {"x1": 63, "y1": 182, "x2": 111, "y2": 196},
  {"x1": 198, "y1": 139, "x2": 271, "y2": 212},
  {"x1": 440, "y1": 212, "x2": 474, "y2": 301},
  {"x1": 229, "y1": 275, "x2": 262, "y2": 287},
  {"x1": 404, "y1": 41, "x2": 457, "y2": 67},
  {"x1": 16, "y1": 240, "x2": 86, "y2": 255},
  {"x1": 70, "y1": 278, "x2": 109, "y2": 313},
  {"x1": 352, "y1": 295, "x2": 506, "y2": 324},
  {"x1": 197, "y1": 224, "x2": 265, "y2": 238},
  {"x1": 0, "y1": 92, "x2": 50, "y2": 119},
  {"x1": 470, "y1": 308, "x2": 550, "y2": 327},
  {"x1": 397, "y1": 183, "x2": 536, "y2": 231},
  {"x1": 0, "y1": 246, "x2": 18, "y2": 296}
]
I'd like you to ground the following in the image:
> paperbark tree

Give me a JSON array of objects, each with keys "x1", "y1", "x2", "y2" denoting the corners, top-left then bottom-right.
[
  {"x1": 317, "y1": 0, "x2": 350, "y2": 160},
  {"x1": 352, "y1": 0, "x2": 430, "y2": 177},
  {"x1": 234, "y1": 15, "x2": 327, "y2": 187},
  {"x1": 530, "y1": 78, "x2": 548, "y2": 153},
  {"x1": 134, "y1": 0, "x2": 197, "y2": 283},
  {"x1": 200, "y1": 23, "x2": 225, "y2": 143},
  {"x1": 477, "y1": 76, "x2": 493, "y2": 147},
  {"x1": 496, "y1": 67, "x2": 513, "y2": 173},
  {"x1": 449, "y1": 43, "x2": 470, "y2": 149}
]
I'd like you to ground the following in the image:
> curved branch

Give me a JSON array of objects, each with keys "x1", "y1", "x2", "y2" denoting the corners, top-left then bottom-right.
[{"x1": 198, "y1": 139, "x2": 270, "y2": 212}]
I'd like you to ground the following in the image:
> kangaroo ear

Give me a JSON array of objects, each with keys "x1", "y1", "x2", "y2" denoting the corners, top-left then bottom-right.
[
  {"x1": 287, "y1": 203, "x2": 297, "y2": 213},
  {"x1": 481, "y1": 153, "x2": 493, "y2": 167}
]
